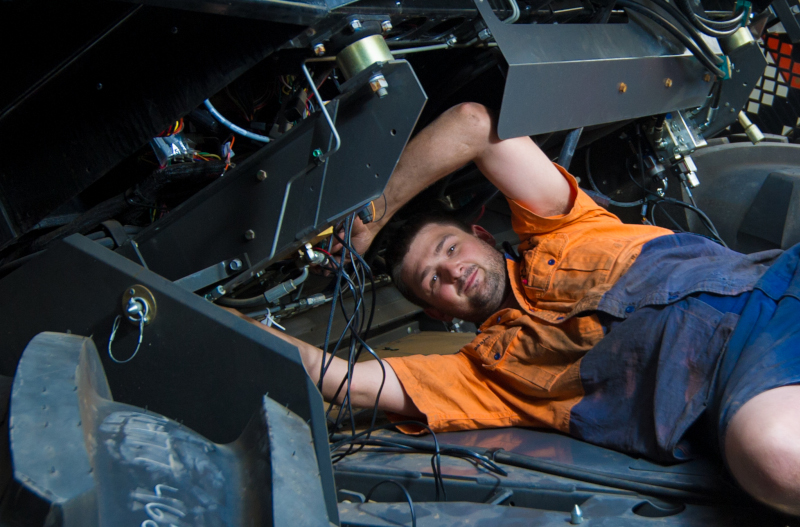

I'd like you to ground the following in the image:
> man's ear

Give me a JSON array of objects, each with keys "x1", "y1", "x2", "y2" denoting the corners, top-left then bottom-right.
[
  {"x1": 471, "y1": 224, "x2": 496, "y2": 246},
  {"x1": 424, "y1": 307, "x2": 453, "y2": 323}
]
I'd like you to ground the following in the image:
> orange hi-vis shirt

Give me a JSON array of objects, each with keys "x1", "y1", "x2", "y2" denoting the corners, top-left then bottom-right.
[{"x1": 384, "y1": 166, "x2": 672, "y2": 434}]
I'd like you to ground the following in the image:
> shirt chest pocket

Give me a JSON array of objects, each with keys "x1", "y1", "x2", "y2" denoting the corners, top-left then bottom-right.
[
  {"x1": 523, "y1": 235, "x2": 624, "y2": 301},
  {"x1": 472, "y1": 326, "x2": 561, "y2": 392},
  {"x1": 522, "y1": 234, "x2": 568, "y2": 293}
]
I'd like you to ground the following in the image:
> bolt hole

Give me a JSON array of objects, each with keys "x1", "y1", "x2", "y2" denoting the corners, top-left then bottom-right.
[
  {"x1": 375, "y1": 173, "x2": 380, "y2": 178},
  {"x1": 508, "y1": 501, "x2": 515, "y2": 507},
  {"x1": 366, "y1": 163, "x2": 371, "y2": 168},
  {"x1": 390, "y1": 129, "x2": 397, "y2": 136}
]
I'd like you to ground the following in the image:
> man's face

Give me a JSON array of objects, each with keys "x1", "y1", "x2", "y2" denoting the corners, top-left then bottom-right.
[{"x1": 401, "y1": 223, "x2": 510, "y2": 323}]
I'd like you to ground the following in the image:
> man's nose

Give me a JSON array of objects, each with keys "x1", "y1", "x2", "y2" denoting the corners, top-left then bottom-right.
[{"x1": 440, "y1": 261, "x2": 463, "y2": 282}]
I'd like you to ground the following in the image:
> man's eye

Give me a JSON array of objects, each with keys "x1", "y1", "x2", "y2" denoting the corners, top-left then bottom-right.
[
  {"x1": 448, "y1": 245, "x2": 455, "y2": 254},
  {"x1": 431, "y1": 275, "x2": 438, "y2": 285}
]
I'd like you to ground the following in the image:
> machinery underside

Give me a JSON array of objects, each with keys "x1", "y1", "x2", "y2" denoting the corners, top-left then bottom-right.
[{"x1": 2, "y1": 0, "x2": 800, "y2": 524}]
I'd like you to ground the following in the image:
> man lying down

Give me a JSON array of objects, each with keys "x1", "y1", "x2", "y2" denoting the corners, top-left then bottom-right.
[{"x1": 236, "y1": 103, "x2": 800, "y2": 515}]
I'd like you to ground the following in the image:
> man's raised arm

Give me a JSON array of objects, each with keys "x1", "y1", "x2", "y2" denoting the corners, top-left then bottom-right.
[{"x1": 352, "y1": 102, "x2": 574, "y2": 252}]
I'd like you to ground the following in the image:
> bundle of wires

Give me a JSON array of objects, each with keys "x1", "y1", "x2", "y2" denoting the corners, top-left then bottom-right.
[
  {"x1": 611, "y1": 0, "x2": 746, "y2": 79},
  {"x1": 157, "y1": 118, "x2": 184, "y2": 137},
  {"x1": 584, "y1": 135, "x2": 728, "y2": 247},
  {"x1": 317, "y1": 213, "x2": 452, "y2": 502}
]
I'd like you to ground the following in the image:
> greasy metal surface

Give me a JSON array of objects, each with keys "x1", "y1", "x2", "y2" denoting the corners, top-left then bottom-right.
[
  {"x1": 338, "y1": 496, "x2": 783, "y2": 526},
  {"x1": 475, "y1": 0, "x2": 714, "y2": 138},
  {"x1": 0, "y1": 235, "x2": 339, "y2": 521},
  {"x1": 690, "y1": 142, "x2": 800, "y2": 251},
  {"x1": 126, "y1": 60, "x2": 426, "y2": 285},
  {"x1": 9, "y1": 333, "x2": 101, "y2": 527}
]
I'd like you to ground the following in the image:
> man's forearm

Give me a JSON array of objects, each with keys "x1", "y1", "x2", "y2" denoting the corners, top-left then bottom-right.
[
  {"x1": 227, "y1": 308, "x2": 420, "y2": 416},
  {"x1": 368, "y1": 103, "x2": 496, "y2": 234}
]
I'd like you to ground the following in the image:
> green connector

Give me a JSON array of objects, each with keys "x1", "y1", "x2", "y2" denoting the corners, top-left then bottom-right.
[
  {"x1": 735, "y1": 0, "x2": 751, "y2": 26},
  {"x1": 720, "y1": 56, "x2": 733, "y2": 80}
]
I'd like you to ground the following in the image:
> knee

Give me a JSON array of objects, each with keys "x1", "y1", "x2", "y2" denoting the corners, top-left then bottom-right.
[
  {"x1": 726, "y1": 412, "x2": 800, "y2": 515},
  {"x1": 447, "y1": 102, "x2": 493, "y2": 133}
]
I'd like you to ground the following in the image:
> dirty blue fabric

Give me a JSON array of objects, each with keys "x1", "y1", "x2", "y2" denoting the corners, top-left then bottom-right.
[
  {"x1": 708, "y1": 242, "x2": 800, "y2": 456},
  {"x1": 569, "y1": 234, "x2": 783, "y2": 463}
]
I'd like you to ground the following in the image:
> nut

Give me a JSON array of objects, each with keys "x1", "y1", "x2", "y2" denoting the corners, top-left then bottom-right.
[
  {"x1": 244, "y1": 229, "x2": 256, "y2": 240},
  {"x1": 313, "y1": 43, "x2": 326, "y2": 56},
  {"x1": 229, "y1": 259, "x2": 243, "y2": 271},
  {"x1": 478, "y1": 28, "x2": 492, "y2": 41},
  {"x1": 618, "y1": 82, "x2": 627, "y2": 93},
  {"x1": 256, "y1": 169, "x2": 268, "y2": 181},
  {"x1": 369, "y1": 74, "x2": 389, "y2": 98},
  {"x1": 664, "y1": 78, "x2": 673, "y2": 88},
  {"x1": 381, "y1": 20, "x2": 393, "y2": 33},
  {"x1": 446, "y1": 35, "x2": 458, "y2": 47},
  {"x1": 349, "y1": 19, "x2": 362, "y2": 31}
]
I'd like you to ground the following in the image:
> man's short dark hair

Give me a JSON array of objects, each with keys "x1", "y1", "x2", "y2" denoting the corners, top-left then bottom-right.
[{"x1": 384, "y1": 211, "x2": 473, "y2": 308}]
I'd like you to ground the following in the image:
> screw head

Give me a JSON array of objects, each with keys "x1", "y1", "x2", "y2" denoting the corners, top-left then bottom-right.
[
  {"x1": 96, "y1": 83, "x2": 103, "y2": 90},
  {"x1": 215, "y1": 285, "x2": 226, "y2": 295},
  {"x1": 618, "y1": 82, "x2": 627, "y2": 93},
  {"x1": 349, "y1": 19, "x2": 362, "y2": 31},
  {"x1": 312, "y1": 148, "x2": 323, "y2": 158},
  {"x1": 664, "y1": 78, "x2": 673, "y2": 88},
  {"x1": 381, "y1": 20, "x2": 393, "y2": 33},
  {"x1": 313, "y1": 43, "x2": 326, "y2": 56},
  {"x1": 478, "y1": 28, "x2": 492, "y2": 41},
  {"x1": 171, "y1": 26, "x2": 178, "y2": 34},
  {"x1": 229, "y1": 259, "x2": 242, "y2": 271},
  {"x1": 256, "y1": 169, "x2": 268, "y2": 181},
  {"x1": 244, "y1": 229, "x2": 256, "y2": 240},
  {"x1": 703, "y1": 73, "x2": 712, "y2": 82},
  {"x1": 446, "y1": 35, "x2": 458, "y2": 47}
]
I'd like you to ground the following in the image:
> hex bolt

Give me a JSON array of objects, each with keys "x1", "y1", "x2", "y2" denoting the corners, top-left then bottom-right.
[
  {"x1": 229, "y1": 259, "x2": 243, "y2": 271},
  {"x1": 478, "y1": 28, "x2": 492, "y2": 41},
  {"x1": 369, "y1": 74, "x2": 389, "y2": 98},
  {"x1": 446, "y1": 34, "x2": 458, "y2": 47},
  {"x1": 349, "y1": 19, "x2": 362, "y2": 31},
  {"x1": 664, "y1": 78, "x2": 673, "y2": 88},
  {"x1": 313, "y1": 43, "x2": 326, "y2": 56},
  {"x1": 244, "y1": 229, "x2": 256, "y2": 240},
  {"x1": 215, "y1": 285, "x2": 226, "y2": 295},
  {"x1": 256, "y1": 169, "x2": 268, "y2": 181},
  {"x1": 618, "y1": 82, "x2": 627, "y2": 93},
  {"x1": 381, "y1": 20, "x2": 393, "y2": 33}
]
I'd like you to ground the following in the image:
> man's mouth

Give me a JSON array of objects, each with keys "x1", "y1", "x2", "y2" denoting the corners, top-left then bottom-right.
[{"x1": 461, "y1": 266, "x2": 478, "y2": 295}]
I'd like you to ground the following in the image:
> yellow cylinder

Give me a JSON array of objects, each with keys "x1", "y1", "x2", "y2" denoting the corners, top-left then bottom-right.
[{"x1": 336, "y1": 34, "x2": 394, "y2": 80}]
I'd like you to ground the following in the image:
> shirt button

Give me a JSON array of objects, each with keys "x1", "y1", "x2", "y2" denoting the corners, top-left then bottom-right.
[
  {"x1": 494, "y1": 353, "x2": 501, "y2": 360},
  {"x1": 548, "y1": 259, "x2": 556, "y2": 266},
  {"x1": 625, "y1": 306, "x2": 635, "y2": 313}
]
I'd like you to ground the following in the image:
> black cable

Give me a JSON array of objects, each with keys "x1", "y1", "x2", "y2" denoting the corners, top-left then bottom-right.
[
  {"x1": 632, "y1": 0, "x2": 724, "y2": 64},
  {"x1": 616, "y1": 0, "x2": 726, "y2": 78},
  {"x1": 365, "y1": 480, "x2": 416, "y2": 527},
  {"x1": 331, "y1": 421, "x2": 447, "y2": 501},
  {"x1": 585, "y1": 147, "x2": 645, "y2": 207},
  {"x1": 674, "y1": 0, "x2": 742, "y2": 37}
]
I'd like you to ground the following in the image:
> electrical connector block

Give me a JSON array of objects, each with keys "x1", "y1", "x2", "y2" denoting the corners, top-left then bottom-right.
[{"x1": 149, "y1": 132, "x2": 195, "y2": 167}]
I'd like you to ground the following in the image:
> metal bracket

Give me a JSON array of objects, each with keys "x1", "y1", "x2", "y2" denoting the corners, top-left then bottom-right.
[{"x1": 174, "y1": 256, "x2": 249, "y2": 292}]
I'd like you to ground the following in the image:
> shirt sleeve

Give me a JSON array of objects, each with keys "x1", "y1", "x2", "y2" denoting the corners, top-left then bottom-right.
[
  {"x1": 507, "y1": 164, "x2": 623, "y2": 244},
  {"x1": 383, "y1": 352, "x2": 541, "y2": 434}
]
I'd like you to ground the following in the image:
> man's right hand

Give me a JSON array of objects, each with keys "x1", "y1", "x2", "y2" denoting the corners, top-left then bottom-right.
[{"x1": 329, "y1": 215, "x2": 377, "y2": 258}]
